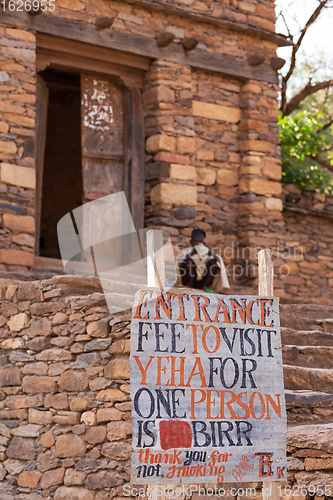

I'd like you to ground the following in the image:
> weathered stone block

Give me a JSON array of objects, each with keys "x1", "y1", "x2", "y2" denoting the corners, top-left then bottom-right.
[
  {"x1": 263, "y1": 161, "x2": 282, "y2": 180},
  {"x1": 0, "y1": 140, "x2": 17, "y2": 156},
  {"x1": 88, "y1": 377, "x2": 110, "y2": 391},
  {"x1": 26, "y1": 336, "x2": 51, "y2": 351},
  {"x1": 81, "y1": 411, "x2": 96, "y2": 426},
  {"x1": 86, "y1": 319, "x2": 108, "y2": 337},
  {"x1": 104, "y1": 356, "x2": 130, "y2": 380},
  {"x1": 58, "y1": 370, "x2": 88, "y2": 392},
  {"x1": 304, "y1": 457, "x2": 333, "y2": 471},
  {"x1": 193, "y1": 100, "x2": 240, "y2": 123},
  {"x1": 16, "y1": 284, "x2": 37, "y2": 300},
  {"x1": 2, "y1": 301, "x2": 18, "y2": 317},
  {"x1": 143, "y1": 85, "x2": 175, "y2": 105},
  {"x1": 216, "y1": 168, "x2": 239, "y2": 186},
  {"x1": 64, "y1": 469, "x2": 86, "y2": 486},
  {"x1": 0, "y1": 367, "x2": 21, "y2": 386},
  {"x1": 52, "y1": 312, "x2": 69, "y2": 325},
  {"x1": 36, "y1": 347, "x2": 72, "y2": 361},
  {"x1": 196, "y1": 167, "x2": 216, "y2": 186},
  {"x1": 5, "y1": 394, "x2": 43, "y2": 409},
  {"x1": 239, "y1": 177, "x2": 282, "y2": 195},
  {"x1": 84, "y1": 338, "x2": 111, "y2": 351},
  {"x1": 3, "y1": 214, "x2": 35, "y2": 234},
  {"x1": 44, "y1": 393, "x2": 69, "y2": 409},
  {"x1": 107, "y1": 421, "x2": 132, "y2": 441},
  {"x1": 0, "y1": 337, "x2": 24, "y2": 349},
  {"x1": 7, "y1": 312, "x2": 29, "y2": 332},
  {"x1": 29, "y1": 318, "x2": 52, "y2": 337},
  {"x1": 54, "y1": 486, "x2": 94, "y2": 500},
  {"x1": 242, "y1": 82, "x2": 261, "y2": 94},
  {"x1": 11, "y1": 423, "x2": 42, "y2": 437},
  {"x1": 36, "y1": 431, "x2": 55, "y2": 448},
  {"x1": 177, "y1": 136, "x2": 195, "y2": 154},
  {"x1": 37, "y1": 450, "x2": 61, "y2": 472},
  {"x1": 7, "y1": 437, "x2": 35, "y2": 460},
  {"x1": 40, "y1": 467, "x2": 65, "y2": 489},
  {"x1": 96, "y1": 389, "x2": 127, "y2": 402},
  {"x1": 0, "y1": 248, "x2": 34, "y2": 266},
  {"x1": 55, "y1": 435, "x2": 86, "y2": 458},
  {"x1": 4, "y1": 458, "x2": 24, "y2": 475},
  {"x1": 85, "y1": 426, "x2": 106, "y2": 444},
  {"x1": 22, "y1": 375, "x2": 57, "y2": 394},
  {"x1": 0, "y1": 163, "x2": 35, "y2": 188},
  {"x1": 169, "y1": 163, "x2": 196, "y2": 181},
  {"x1": 70, "y1": 397, "x2": 91, "y2": 412},
  {"x1": 101, "y1": 441, "x2": 131, "y2": 460},
  {"x1": 146, "y1": 134, "x2": 176, "y2": 153},
  {"x1": 53, "y1": 412, "x2": 81, "y2": 425},
  {"x1": 265, "y1": 197, "x2": 283, "y2": 211},
  {"x1": 85, "y1": 471, "x2": 124, "y2": 490},
  {"x1": 196, "y1": 149, "x2": 214, "y2": 161},
  {"x1": 154, "y1": 151, "x2": 190, "y2": 165},
  {"x1": 240, "y1": 165, "x2": 261, "y2": 176},
  {"x1": 239, "y1": 140, "x2": 273, "y2": 153},
  {"x1": 96, "y1": 408, "x2": 122, "y2": 423},
  {"x1": 17, "y1": 470, "x2": 41, "y2": 488},
  {"x1": 151, "y1": 183, "x2": 197, "y2": 206},
  {"x1": 109, "y1": 339, "x2": 131, "y2": 354}
]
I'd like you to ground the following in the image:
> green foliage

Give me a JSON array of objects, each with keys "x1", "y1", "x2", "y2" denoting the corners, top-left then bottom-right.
[{"x1": 279, "y1": 110, "x2": 333, "y2": 194}]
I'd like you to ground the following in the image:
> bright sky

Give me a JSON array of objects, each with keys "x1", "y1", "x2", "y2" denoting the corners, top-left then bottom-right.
[{"x1": 275, "y1": 0, "x2": 333, "y2": 90}]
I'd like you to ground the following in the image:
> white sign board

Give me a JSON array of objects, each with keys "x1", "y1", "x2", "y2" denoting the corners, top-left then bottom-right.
[{"x1": 130, "y1": 290, "x2": 287, "y2": 484}]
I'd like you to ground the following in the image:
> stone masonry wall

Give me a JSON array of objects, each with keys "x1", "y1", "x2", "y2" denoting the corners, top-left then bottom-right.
[
  {"x1": 0, "y1": 277, "x2": 333, "y2": 499},
  {"x1": 274, "y1": 184, "x2": 333, "y2": 305},
  {"x1": 0, "y1": 26, "x2": 36, "y2": 270},
  {"x1": 0, "y1": 0, "x2": 282, "y2": 275},
  {"x1": 0, "y1": 276, "x2": 132, "y2": 500}
]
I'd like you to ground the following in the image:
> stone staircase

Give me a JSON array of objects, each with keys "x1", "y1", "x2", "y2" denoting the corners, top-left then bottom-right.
[{"x1": 280, "y1": 304, "x2": 333, "y2": 490}]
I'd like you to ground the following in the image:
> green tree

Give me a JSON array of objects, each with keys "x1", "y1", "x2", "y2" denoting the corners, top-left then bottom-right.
[{"x1": 276, "y1": 0, "x2": 333, "y2": 192}]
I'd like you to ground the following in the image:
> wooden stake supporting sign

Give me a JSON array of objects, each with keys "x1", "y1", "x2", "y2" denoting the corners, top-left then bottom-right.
[
  {"x1": 130, "y1": 235, "x2": 286, "y2": 496},
  {"x1": 258, "y1": 249, "x2": 281, "y2": 500}
]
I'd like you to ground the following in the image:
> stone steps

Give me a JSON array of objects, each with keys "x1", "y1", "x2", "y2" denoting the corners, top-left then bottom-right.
[
  {"x1": 280, "y1": 304, "x2": 333, "y2": 320},
  {"x1": 281, "y1": 327, "x2": 333, "y2": 347},
  {"x1": 280, "y1": 314, "x2": 333, "y2": 334},
  {"x1": 286, "y1": 390, "x2": 333, "y2": 425},
  {"x1": 283, "y1": 365, "x2": 333, "y2": 394},
  {"x1": 283, "y1": 345, "x2": 333, "y2": 369}
]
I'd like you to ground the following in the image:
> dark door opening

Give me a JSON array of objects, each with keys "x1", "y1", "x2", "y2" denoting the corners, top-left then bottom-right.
[{"x1": 39, "y1": 70, "x2": 83, "y2": 259}]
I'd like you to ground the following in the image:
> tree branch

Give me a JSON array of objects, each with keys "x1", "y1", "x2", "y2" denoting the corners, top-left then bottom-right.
[
  {"x1": 322, "y1": 118, "x2": 333, "y2": 131},
  {"x1": 283, "y1": 79, "x2": 333, "y2": 115},
  {"x1": 313, "y1": 154, "x2": 333, "y2": 172},
  {"x1": 280, "y1": 0, "x2": 330, "y2": 112}
]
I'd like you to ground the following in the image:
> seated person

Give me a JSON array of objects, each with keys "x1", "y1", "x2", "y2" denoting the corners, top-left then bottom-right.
[{"x1": 178, "y1": 229, "x2": 230, "y2": 293}]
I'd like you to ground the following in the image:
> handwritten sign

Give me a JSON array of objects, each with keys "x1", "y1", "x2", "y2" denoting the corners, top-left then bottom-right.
[{"x1": 130, "y1": 290, "x2": 287, "y2": 484}]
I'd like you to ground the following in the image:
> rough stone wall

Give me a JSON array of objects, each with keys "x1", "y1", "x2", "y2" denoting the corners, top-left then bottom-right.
[
  {"x1": 0, "y1": 0, "x2": 282, "y2": 275},
  {"x1": 0, "y1": 26, "x2": 36, "y2": 270},
  {"x1": 48, "y1": 0, "x2": 277, "y2": 40},
  {"x1": 0, "y1": 276, "x2": 132, "y2": 500},
  {"x1": 274, "y1": 185, "x2": 333, "y2": 305},
  {"x1": 144, "y1": 67, "x2": 281, "y2": 288}
]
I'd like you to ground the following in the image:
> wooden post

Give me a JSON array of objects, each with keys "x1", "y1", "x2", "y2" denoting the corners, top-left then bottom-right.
[
  {"x1": 147, "y1": 230, "x2": 166, "y2": 500},
  {"x1": 147, "y1": 230, "x2": 165, "y2": 290},
  {"x1": 258, "y1": 249, "x2": 280, "y2": 500}
]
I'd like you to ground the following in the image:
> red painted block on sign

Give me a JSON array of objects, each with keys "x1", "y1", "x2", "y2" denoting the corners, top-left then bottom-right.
[{"x1": 159, "y1": 420, "x2": 192, "y2": 450}]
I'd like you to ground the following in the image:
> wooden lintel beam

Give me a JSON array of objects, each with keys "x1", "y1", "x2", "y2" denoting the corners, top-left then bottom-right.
[{"x1": 0, "y1": 11, "x2": 278, "y2": 84}]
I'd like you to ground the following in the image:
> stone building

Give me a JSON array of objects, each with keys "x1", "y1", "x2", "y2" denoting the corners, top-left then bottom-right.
[
  {"x1": 0, "y1": 0, "x2": 287, "y2": 278},
  {"x1": 1, "y1": 0, "x2": 332, "y2": 303}
]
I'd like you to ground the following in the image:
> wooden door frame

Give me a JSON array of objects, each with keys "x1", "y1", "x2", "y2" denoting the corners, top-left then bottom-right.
[{"x1": 34, "y1": 36, "x2": 147, "y2": 270}]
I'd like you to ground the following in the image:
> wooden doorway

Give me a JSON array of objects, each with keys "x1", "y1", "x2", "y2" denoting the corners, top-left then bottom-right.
[{"x1": 35, "y1": 36, "x2": 147, "y2": 262}]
